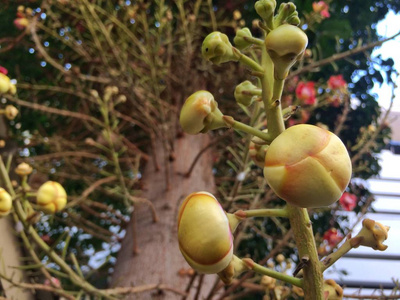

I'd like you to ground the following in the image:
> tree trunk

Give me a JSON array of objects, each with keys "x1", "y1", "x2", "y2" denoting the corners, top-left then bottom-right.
[{"x1": 111, "y1": 134, "x2": 217, "y2": 299}]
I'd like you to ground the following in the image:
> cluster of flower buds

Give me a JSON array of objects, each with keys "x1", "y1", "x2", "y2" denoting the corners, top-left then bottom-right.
[
  {"x1": 0, "y1": 188, "x2": 13, "y2": 217},
  {"x1": 36, "y1": 181, "x2": 68, "y2": 214},
  {"x1": 264, "y1": 124, "x2": 352, "y2": 208},
  {"x1": 179, "y1": 91, "x2": 226, "y2": 135},
  {"x1": 177, "y1": 192, "x2": 247, "y2": 284},
  {"x1": 0, "y1": 66, "x2": 17, "y2": 95},
  {"x1": 14, "y1": 5, "x2": 32, "y2": 30}
]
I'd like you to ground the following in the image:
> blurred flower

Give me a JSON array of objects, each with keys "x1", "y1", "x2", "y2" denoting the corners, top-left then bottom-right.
[
  {"x1": 14, "y1": 18, "x2": 29, "y2": 30},
  {"x1": 327, "y1": 95, "x2": 342, "y2": 107},
  {"x1": 339, "y1": 192, "x2": 357, "y2": 211},
  {"x1": 296, "y1": 81, "x2": 316, "y2": 105},
  {"x1": 323, "y1": 228, "x2": 342, "y2": 247},
  {"x1": 313, "y1": 1, "x2": 330, "y2": 18},
  {"x1": 233, "y1": 10, "x2": 242, "y2": 20},
  {"x1": 328, "y1": 75, "x2": 347, "y2": 90},
  {"x1": 0, "y1": 66, "x2": 8, "y2": 75}
]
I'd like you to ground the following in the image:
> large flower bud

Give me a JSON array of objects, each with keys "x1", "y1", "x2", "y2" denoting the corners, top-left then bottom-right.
[
  {"x1": 264, "y1": 124, "x2": 351, "y2": 208},
  {"x1": 202, "y1": 32, "x2": 239, "y2": 65},
  {"x1": 265, "y1": 24, "x2": 308, "y2": 79},
  {"x1": 178, "y1": 192, "x2": 233, "y2": 274},
  {"x1": 233, "y1": 28, "x2": 253, "y2": 51},
  {"x1": 179, "y1": 91, "x2": 225, "y2": 134},
  {"x1": 0, "y1": 188, "x2": 12, "y2": 217},
  {"x1": 36, "y1": 181, "x2": 67, "y2": 213}
]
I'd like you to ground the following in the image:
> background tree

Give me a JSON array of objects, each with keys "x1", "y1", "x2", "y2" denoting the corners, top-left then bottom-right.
[{"x1": 0, "y1": 0, "x2": 399, "y2": 299}]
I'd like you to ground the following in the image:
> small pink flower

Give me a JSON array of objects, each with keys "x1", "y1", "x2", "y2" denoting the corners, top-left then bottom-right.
[
  {"x1": 14, "y1": 18, "x2": 29, "y2": 30},
  {"x1": 323, "y1": 228, "x2": 342, "y2": 247},
  {"x1": 0, "y1": 66, "x2": 8, "y2": 75},
  {"x1": 339, "y1": 192, "x2": 357, "y2": 211},
  {"x1": 44, "y1": 277, "x2": 61, "y2": 288},
  {"x1": 313, "y1": 1, "x2": 330, "y2": 18},
  {"x1": 296, "y1": 81, "x2": 317, "y2": 105},
  {"x1": 328, "y1": 75, "x2": 347, "y2": 90}
]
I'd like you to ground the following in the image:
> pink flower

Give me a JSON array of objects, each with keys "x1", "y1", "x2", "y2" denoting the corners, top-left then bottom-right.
[
  {"x1": 0, "y1": 66, "x2": 8, "y2": 75},
  {"x1": 328, "y1": 75, "x2": 347, "y2": 90},
  {"x1": 313, "y1": 1, "x2": 330, "y2": 18},
  {"x1": 296, "y1": 81, "x2": 317, "y2": 105},
  {"x1": 13, "y1": 18, "x2": 29, "y2": 30},
  {"x1": 323, "y1": 228, "x2": 342, "y2": 247},
  {"x1": 339, "y1": 192, "x2": 357, "y2": 211},
  {"x1": 44, "y1": 277, "x2": 61, "y2": 288}
]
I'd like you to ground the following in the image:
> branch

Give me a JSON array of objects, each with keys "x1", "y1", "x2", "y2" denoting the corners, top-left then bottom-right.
[{"x1": 289, "y1": 31, "x2": 400, "y2": 78}]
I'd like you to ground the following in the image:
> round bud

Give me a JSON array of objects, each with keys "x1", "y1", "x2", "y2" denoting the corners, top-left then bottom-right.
[
  {"x1": 0, "y1": 188, "x2": 13, "y2": 217},
  {"x1": 36, "y1": 181, "x2": 67, "y2": 213},
  {"x1": 233, "y1": 28, "x2": 253, "y2": 51},
  {"x1": 265, "y1": 24, "x2": 308, "y2": 79},
  {"x1": 5, "y1": 105, "x2": 19, "y2": 120},
  {"x1": 264, "y1": 124, "x2": 351, "y2": 208},
  {"x1": 254, "y1": 0, "x2": 276, "y2": 24},
  {"x1": 179, "y1": 91, "x2": 224, "y2": 134},
  {"x1": 0, "y1": 73, "x2": 11, "y2": 94},
  {"x1": 234, "y1": 81, "x2": 259, "y2": 106},
  {"x1": 178, "y1": 192, "x2": 233, "y2": 274},
  {"x1": 15, "y1": 162, "x2": 33, "y2": 177},
  {"x1": 202, "y1": 32, "x2": 239, "y2": 65}
]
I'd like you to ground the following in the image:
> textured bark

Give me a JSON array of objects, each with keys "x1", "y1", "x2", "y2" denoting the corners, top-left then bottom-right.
[{"x1": 111, "y1": 134, "x2": 216, "y2": 299}]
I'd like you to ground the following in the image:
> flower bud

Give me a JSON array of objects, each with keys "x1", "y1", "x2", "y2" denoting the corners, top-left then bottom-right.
[
  {"x1": 265, "y1": 24, "x2": 308, "y2": 79},
  {"x1": 14, "y1": 18, "x2": 29, "y2": 30},
  {"x1": 179, "y1": 91, "x2": 225, "y2": 134},
  {"x1": 273, "y1": 2, "x2": 299, "y2": 27},
  {"x1": 15, "y1": 162, "x2": 33, "y2": 177},
  {"x1": 264, "y1": 124, "x2": 352, "y2": 208},
  {"x1": 9, "y1": 83, "x2": 17, "y2": 95},
  {"x1": 202, "y1": 32, "x2": 240, "y2": 65},
  {"x1": 260, "y1": 275, "x2": 276, "y2": 289},
  {"x1": 5, "y1": 105, "x2": 19, "y2": 120},
  {"x1": 254, "y1": 0, "x2": 276, "y2": 27},
  {"x1": 234, "y1": 81, "x2": 260, "y2": 106},
  {"x1": 233, "y1": 28, "x2": 253, "y2": 50},
  {"x1": 217, "y1": 255, "x2": 250, "y2": 285},
  {"x1": 323, "y1": 279, "x2": 343, "y2": 300},
  {"x1": 249, "y1": 141, "x2": 268, "y2": 168},
  {"x1": 0, "y1": 73, "x2": 11, "y2": 94},
  {"x1": 352, "y1": 218, "x2": 389, "y2": 251},
  {"x1": 36, "y1": 181, "x2": 67, "y2": 213},
  {"x1": 178, "y1": 192, "x2": 233, "y2": 274},
  {"x1": 0, "y1": 188, "x2": 13, "y2": 217}
]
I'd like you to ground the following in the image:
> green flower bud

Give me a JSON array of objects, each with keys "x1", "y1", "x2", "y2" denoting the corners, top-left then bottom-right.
[
  {"x1": 233, "y1": 27, "x2": 253, "y2": 50},
  {"x1": 234, "y1": 81, "x2": 260, "y2": 106},
  {"x1": 255, "y1": 0, "x2": 276, "y2": 28},
  {"x1": 202, "y1": 32, "x2": 239, "y2": 65},
  {"x1": 265, "y1": 24, "x2": 308, "y2": 79},
  {"x1": 273, "y1": 2, "x2": 299, "y2": 27},
  {"x1": 179, "y1": 91, "x2": 225, "y2": 135}
]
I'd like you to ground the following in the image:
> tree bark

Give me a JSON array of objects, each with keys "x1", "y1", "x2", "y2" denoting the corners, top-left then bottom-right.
[{"x1": 111, "y1": 133, "x2": 217, "y2": 299}]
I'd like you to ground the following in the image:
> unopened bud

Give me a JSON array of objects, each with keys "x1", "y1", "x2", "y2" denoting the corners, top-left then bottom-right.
[
  {"x1": 15, "y1": 162, "x2": 33, "y2": 176},
  {"x1": 5, "y1": 105, "x2": 19, "y2": 120},
  {"x1": 202, "y1": 32, "x2": 240, "y2": 65},
  {"x1": 0, "y1": 188, "x2": 12, "y2": 217},
  {"x1": 233, "y1": 27, "x2": 253, "y2": 50},
  {"x1": 36, "y1": 181, "x2": 67, "y2": 214}
]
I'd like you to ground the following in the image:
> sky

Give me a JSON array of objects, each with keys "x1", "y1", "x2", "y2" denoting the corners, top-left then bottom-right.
[{"x1": 372, "y1": 11, "x2": 400, "y2": 112}]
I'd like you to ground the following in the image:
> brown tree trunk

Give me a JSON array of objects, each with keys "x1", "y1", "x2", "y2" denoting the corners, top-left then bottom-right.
[{"x1": 111, "y1": 134, "x2": 217, "y2": 299}]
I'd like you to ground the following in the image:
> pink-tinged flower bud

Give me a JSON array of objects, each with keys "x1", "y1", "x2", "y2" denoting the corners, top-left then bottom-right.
[
  {"x1": 0, "y1": 66, "x2": 8, "y2": 75},
  {"x1": 0, "y1": 73, "x2": 12, "y2": 94},
  {"x1": 352, "y1": 218, "x2": 389, "y2": 251},
  {"x1": 14, "y1": 18, "x2": 29, "y2": 30},
  {"x1": 178, "y1": 192, "x2": 233, "y2": 274},
  {"x1": 0, "y1": 188, "x2": 13, "y2": 217},
  {"x1": 264, "y1": 124, "x2": 352, "y2": 208},
  {"x1": 313, "y1": 1, "x2": 330, "y2": 18},
  {"x1": 5, "y1": 105, "x2": 19, "y2": 120},
  {"x1": 179, "y1": 91, "x2": 225, "y2": 134},
  {"x1": 323, "y1": 279, "x2": 343, "y2": 300},
  {"x1": 36, "y1": 181, "x2": 67, "y2": 213},
  {"x1": 265, "y1": 24, "x2": 308, "y2": 79}
]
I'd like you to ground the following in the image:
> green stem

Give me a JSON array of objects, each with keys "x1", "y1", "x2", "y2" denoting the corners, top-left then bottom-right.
[
  {"x1": 287, "y1": 205, "x2": 324, "y2": 299},
  {"x1": 320, "y1": 239, "x2": 353, "y2": 273},
  {"x1": 244, "y1": 258, "x2": 303, "y2": 287},
  {"x1": 235, "y1": 208, "x2": 288, "y2": 218},
  {"x1": 243, "y1": 36, "x2": 264, "y2": 46},
  {"x1": 223, "y1": 116, "x2": 272, "y2": 143},
  {"x1": 234, "y1": 49, "x2": 264, "y2": 73}
]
